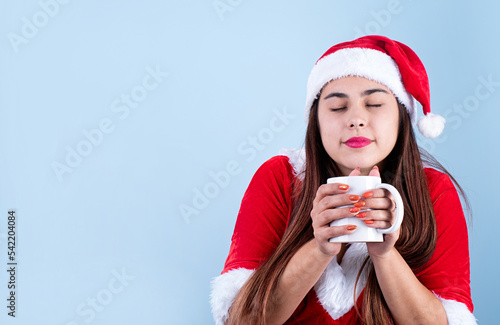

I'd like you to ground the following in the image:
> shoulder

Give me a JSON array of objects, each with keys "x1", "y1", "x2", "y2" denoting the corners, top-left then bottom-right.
[
  {"x1": 424, "y1": 168, "x2": 457, "y2": 202},
  {"x1": 251, "y1": 148, "x2": 304, "y2": 184},
  {"x1": 423, "y1": 168, "x2": 467, "y2": 234},
  {"x1": 241, "y1": 155, "x2": 297, "y2": 206},
  {"x1": 252, "y1": 155, "x2": 295, "y2": 182},
  {"x1": 424, "y1": 167, "x2": 451, "y2": 187},
  {"x1": 277, "y1": 147, "x2": 306, "y2": 178},
  {"x1": 259, "y1": 154, "x2": 294, "y2": 172}
]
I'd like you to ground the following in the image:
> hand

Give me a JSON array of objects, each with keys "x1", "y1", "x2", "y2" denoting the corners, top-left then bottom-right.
[
  {"x1": 310, "y1": 179, "x2": 360, "y2": 257},
  {"x1": 354, "y1": 166, "x2": 400, "y2": 258}
]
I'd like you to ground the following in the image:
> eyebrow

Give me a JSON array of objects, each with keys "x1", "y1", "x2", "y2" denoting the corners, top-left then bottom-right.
[{"x1": 323, "y1": 88, "x2": 390, "y2": 100}]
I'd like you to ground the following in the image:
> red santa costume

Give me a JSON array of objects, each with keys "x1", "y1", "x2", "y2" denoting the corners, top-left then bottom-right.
[{"x1": 210, "y1": 36, "x2": 476, "y2": 324}]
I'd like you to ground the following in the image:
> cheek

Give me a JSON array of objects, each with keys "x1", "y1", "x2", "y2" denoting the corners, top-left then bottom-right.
[
  {"x1": 318, "y1": 119, "x2": 341, "y2": 141},
  {"x1": 317, "y1": 111, "x2": 328, "y2": 136},
  {"x1": 379, "y1": 114, "x2": 399, "y2": 147}
]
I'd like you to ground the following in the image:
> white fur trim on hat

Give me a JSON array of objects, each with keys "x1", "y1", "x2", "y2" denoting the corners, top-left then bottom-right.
[
  {"x1": 417, "y1": 112, "x2": 446, "y2": 138},
  {"x1": 305, "y1": 48, "x2": 417, "y2": 124},
  {"x1": 210, "y1": 268, "x2": 254, "y2": 325}
]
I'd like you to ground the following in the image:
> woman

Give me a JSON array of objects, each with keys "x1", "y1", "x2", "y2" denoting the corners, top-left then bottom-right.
[{"x1": 210, "y1": 35, "x2": 476, "y2": 324}]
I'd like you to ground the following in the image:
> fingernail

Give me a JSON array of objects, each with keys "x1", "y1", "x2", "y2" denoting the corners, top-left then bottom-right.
[
  {"x1": 364, "y1": 220, "x2": 374, "y2": 224},
  {"x1": 355, "y1": 167, "x2": 361, "y2": 171},
  {"x1": 349, "y1": 207, "x2": 360, "y2": 213},
  {"x1": 353, "y1": 201, "x2": 366, "y2": 208},
  {"x1": 349, "y1": 195, "x2": 361, "y2": 201},
  {"x1": 356, "y1": 212, "x2": 367, "y2": 218},
  {"x1": 339, "y1": 184, "x2": 349, "y2": 190},
  {"x1": 362, "y1": 191, "x2": 373, "y2": 198},
  {"x1": 347, "y1": 225, "x2": 357, "y2": 231},
  {"x1": 373, "y1": 166, "x2": 379, "y2": 170}
]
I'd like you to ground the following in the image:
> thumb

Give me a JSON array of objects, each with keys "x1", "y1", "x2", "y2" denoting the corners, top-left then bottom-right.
[
  {"x1": 368, "y1": 166, "x2": 380, "y2": 177},
  {"x1": 349, "y1": 167, "x2": 361, "y2": 176}
]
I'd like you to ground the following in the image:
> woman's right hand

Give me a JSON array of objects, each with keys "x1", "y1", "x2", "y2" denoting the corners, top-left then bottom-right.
[{"x1": 310, "y1": 182, "x2": 360, "y2": 257}]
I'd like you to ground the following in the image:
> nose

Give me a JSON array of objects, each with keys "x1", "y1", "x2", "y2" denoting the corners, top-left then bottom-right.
[
  {"x1": 348, "y1": 107, "x2": 367, "y2": 128},
  {"x1": 349, "y1": 119, "x2": 365, "y2": 128}
]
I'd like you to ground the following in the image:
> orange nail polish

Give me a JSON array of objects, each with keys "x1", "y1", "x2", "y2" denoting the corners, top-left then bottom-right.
[
  {"x1": 339, "y1": 184, "x2": 349, "y2": 190},
  {"x1": 349, "y1": 195, "x2": 361, "y2": 201},
  {"x1": 364, "y1": 220, "x2": 374, "y2": 224},
  {"x1": 362, "y1": 191, "x2": 373, "y2": 198},
  {"x1": 356, "y1": 212, "x2": 367, "y2": 218},
  {"x1": 349, "y1": 207, "x2": 360, "y2": 213},
  {"x1": 354, "y1": 201, "x2": 366, "y2": 208},
  {"x1": 347, "y1": 225, "x2": 357, "y2": 231}
]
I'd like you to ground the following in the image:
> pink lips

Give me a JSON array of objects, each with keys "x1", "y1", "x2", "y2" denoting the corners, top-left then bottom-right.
[{"x1": 344, "y1": 137, "x2": 373, "y2": 148}]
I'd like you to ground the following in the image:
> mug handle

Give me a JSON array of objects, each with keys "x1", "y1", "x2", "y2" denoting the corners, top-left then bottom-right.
[{"x1": 375, "y1": 183, "x2": 404, "y2": 234}]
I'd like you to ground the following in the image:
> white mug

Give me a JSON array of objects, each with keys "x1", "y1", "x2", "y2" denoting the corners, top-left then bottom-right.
[{"x1": 326, "y1": 176, "x2": 404, "y2": 243}]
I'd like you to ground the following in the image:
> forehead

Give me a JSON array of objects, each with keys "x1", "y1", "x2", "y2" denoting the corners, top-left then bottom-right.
[{"x1": 321, "y1": 76, "x2": 392, "y2": 95}]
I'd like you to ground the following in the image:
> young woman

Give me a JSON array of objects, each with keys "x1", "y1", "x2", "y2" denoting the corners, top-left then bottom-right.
[{"x1": 210, "y1": 35, "x2": 476, "y2": 324}]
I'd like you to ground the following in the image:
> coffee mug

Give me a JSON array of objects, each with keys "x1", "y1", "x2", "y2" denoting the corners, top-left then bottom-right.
[{"x1": 326, "y1": 176, "x2": 404, "y2": 243}]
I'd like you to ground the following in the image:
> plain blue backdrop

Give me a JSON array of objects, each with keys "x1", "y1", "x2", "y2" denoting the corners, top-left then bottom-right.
[{"x1": 0, "y1": 1, "x2": 498, "y2": 324}]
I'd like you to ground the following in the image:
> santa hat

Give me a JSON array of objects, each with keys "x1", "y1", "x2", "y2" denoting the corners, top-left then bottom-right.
[{"x1": 305, "y1": 35, "x2": 445, "y2": 138}]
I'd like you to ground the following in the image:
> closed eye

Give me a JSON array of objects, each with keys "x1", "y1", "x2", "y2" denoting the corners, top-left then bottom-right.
[
  {"x1": 330, "y1": 107, "x2": 347, "y2": 112},
  {"x1": 366, "y1": 104, "x2": 382, "y2": 107}
]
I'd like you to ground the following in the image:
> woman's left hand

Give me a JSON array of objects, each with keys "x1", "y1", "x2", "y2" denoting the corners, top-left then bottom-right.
[{"x1": 353, "y1": 166, "x2": 400, "y2": 258}]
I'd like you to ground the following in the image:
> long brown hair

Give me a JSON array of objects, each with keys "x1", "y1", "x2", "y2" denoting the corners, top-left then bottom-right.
[{"x1": 227, "y1": 99, "x2": 464, "y2": 324}]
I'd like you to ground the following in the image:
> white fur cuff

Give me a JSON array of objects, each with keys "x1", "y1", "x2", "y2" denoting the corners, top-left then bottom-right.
[
  {"x1": 436, "y1": 295, "x2": 477, "y2": 325},
  {"x1": 210, "y1": 268, "x2": 254, "y2": 325},
  {"x1": 314, "y1": 243, "x2": 369, "y2": 319}
]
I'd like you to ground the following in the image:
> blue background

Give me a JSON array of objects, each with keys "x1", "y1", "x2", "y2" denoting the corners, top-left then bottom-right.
[{"x1": 0, "y1": 0, "x2": 498, "y2": 324}]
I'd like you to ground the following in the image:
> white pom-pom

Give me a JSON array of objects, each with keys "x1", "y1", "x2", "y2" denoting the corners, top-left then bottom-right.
[{"x1": 417, "y1": 113, "x2": 446, "y2": 138}]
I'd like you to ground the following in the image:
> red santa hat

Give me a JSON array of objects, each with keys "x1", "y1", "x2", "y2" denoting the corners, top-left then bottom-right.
[{"x1": 305, "y1": 35, "x2": 445, "y2": 138}]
